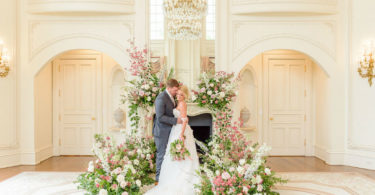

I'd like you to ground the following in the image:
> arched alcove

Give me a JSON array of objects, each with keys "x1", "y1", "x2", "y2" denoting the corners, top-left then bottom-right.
[
  {"x1": 109, "y1": 65, "x2": 126, "y2": 130},
  {"x1": 236, "y1": 49, "x2": 330, "y2": 157},
  {"x1": 230, "y1": 36, "x2": 335, "y2": 77}
]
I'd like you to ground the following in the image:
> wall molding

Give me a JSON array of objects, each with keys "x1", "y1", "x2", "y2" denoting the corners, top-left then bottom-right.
[
  {"x1": 28, "y1": 20, "x2": 134, "y2": 61},
  {"x1": 232, "y1": 20, "x2": 337, "y2": 61},
  {"x1": 231, "y1": 0, "x2": 337, "y2": 15},
  {"x1": 28, "y1": 0, "x2": 135, "y2": 15},
  {"x1": 35, "y1": 145, "x2": 53, "y2": 164}
]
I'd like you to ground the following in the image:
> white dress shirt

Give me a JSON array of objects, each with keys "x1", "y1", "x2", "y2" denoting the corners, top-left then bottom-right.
[{"x1": 166, "y1": 89, "x2": 175, "y2": 106}]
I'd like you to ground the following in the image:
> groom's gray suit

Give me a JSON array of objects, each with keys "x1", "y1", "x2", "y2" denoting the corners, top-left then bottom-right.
[{"x1": 153, "y1": 90, "x2": 178, "y2": 182}]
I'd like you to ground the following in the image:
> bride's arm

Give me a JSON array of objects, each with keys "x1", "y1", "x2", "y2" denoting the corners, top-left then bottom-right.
[{"x1": 180, "y1": 102, "x2": 188, "y2": 139}]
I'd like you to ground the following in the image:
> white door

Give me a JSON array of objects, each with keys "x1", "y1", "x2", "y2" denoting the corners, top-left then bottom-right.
[
  {"x1": 265, "y1": 57, "x2": 309, "y2": 155},
  {"x1": 55, "y1": 57, "x2": 100, "y2": 155}
]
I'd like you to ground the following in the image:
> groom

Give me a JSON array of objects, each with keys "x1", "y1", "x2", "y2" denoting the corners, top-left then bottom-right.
[{"x1": 153, "y1": 79, "x2": 183, "y2": 184}]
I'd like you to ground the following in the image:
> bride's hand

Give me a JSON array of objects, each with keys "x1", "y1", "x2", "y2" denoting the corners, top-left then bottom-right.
[{"x1": 180, "y1": 134, "x2": 185, "y2": 142}]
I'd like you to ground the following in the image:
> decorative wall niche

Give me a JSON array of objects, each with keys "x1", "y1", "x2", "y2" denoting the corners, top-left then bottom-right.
[
  {"x1": 239, "y1": 68, "x2": 257, "y2": 131},
  {"x1": 109, "y1": 66, "x2": 126, "y2": 131}
]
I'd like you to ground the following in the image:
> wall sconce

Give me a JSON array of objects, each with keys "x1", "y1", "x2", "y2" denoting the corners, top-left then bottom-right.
[
  {"x1": 0, "y1": 40, "x2": 10, "y2": 78},
  {"x1": 358, "y1": 41, "x2": 375, "y2": 86}
]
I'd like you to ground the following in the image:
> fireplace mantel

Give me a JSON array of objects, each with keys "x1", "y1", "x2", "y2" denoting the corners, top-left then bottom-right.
[{"x1": 187, "y1": 103, "x2": 212, "y2": 117}]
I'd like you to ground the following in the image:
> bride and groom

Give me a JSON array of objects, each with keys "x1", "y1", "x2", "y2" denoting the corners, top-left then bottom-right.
[{"x1": 146, "y1": 79, "x2": 200, "y2": 195}]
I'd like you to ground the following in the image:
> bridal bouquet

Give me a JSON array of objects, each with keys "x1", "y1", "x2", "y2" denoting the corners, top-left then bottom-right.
[
  {"x1": 75, "y1": 134, "x2": 156, "y2": 195},
  {"x1": 170, "y1": 137, "x2": 191, "y2": 161},
  {"x1": 192, "y1": 71, "x2": 238, "y2": 112}
]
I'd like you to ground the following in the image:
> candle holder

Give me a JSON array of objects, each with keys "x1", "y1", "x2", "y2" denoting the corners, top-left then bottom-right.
[{"x1": 0, "y1": 40, "x2": 10, "y2": 78}]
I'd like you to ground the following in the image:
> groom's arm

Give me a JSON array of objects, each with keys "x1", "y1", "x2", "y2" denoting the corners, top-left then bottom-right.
[{"x1": 155, "y1": 97, "x2": 177, "y2": 126}]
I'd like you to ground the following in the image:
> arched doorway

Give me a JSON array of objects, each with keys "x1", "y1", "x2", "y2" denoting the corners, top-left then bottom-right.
[
  {"x1": 34, "y1": 49, "x2": 125, "y2": 156},
  {"x1": 236, "y1": 49, "x2": 329, "y2": 156}
]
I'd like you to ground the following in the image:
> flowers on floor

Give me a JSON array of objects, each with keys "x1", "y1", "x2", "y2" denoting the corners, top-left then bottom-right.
[
  {"x1": 195, "y1": 120, "x2": 286, "y2": 195},
  {"x1": 75, "y1": 134, "x2": 156, "y2": 195},
  {"x1": 170, "y1": 137, "x2": 191, "y2": 161}
]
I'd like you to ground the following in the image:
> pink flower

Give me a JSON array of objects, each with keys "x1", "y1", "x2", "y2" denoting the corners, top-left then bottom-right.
[
  {"x1": 202, "y1": 100, "x2": 207, "y2": 104},
  {"x1": 203, "y1": 96, "x2": 207, "y2": 99},
  {"x1": 176, "y1": 144, "x2": 182, "y2": 150},
  {"x1": 111, "y1": 184, "x2": 118, "y2": 190},
  {"x1": 139, "y1": 91, "x2": 145, "y2": 96}
]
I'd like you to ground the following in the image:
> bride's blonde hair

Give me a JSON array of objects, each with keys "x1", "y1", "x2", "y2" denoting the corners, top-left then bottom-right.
[{"x1": 179, "y1": 85, "x2": 190, "y2": 100}]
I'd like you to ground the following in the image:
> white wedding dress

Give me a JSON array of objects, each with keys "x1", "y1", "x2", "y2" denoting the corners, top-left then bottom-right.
[{"x1": 146, "y1": 109, "x2": 200, "y2": 195}]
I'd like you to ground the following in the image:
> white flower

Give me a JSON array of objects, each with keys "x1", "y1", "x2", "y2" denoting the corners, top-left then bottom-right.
[
  {"x1": 134, "y1": 159, "x2": 139, "y2": 166},
  {"x1": 265, "y1": 168, "x2": 271, "y2": 175},
  {"x1": 152, "y1": 87, "x2": 158, "y2": 92},
  {"x1": 95, "y1": 142, "x2": 102, "y2": 148},
  {"x1": 146, "y1": 154, "x2": 151, "y2": 160},
  {"x1": 210, "y1": 83, "x2": 214, "y2": 87},
  {"x1": 229, "y1": 167, "x2": 235, "y2": 172},
  {"x1": 87, "y1": 161, "x2": 94, "y2": 172},
  {"x1": 176, "y1": 144, "x2": 182, "y2": 150},
  {"x1": 149, "y1": 81, "x2": 154, "y2": 85},
  {"x1": 99, "y1": 189, "x2": 108, "y2": 195},
  {"x1": 120, "y1": 181, "x2": 127, "y2": 189},
  {"x1": 237, "y1": 166, "x2": 244, "y2": 174},
  {"x1": 222, "y1": 84, "x2": 226, "y2": 88},
  {"x1": 192, "y1": 95, "x2": 197, "y2": 101},
  {"x1": 144, "y1": 84, "x2": 150, "y2": 90},
  {"x1": 257, "y1": 185, "x2": 263, "y2": 192},
  {"x1": 137, "y1": 149, "x2": 142, "y2": 154},
  {"x1": 136, "y1": 179, "x2": 142, "y2": 187},
  {"x1": 215, "y1": 170, "x2": 220, "y2": 176},
  {"x1": 221, "y1": 172, "x2": 231, "y2": 180},
  {"x1": 207, "y1": 90, "x2": 213, "y2": 95},
  {"x1": 255, "y1": 175, "x2": 263, "y2": 184},
  {"x1": 219, "y1": 92, "x2": 225, "y2": 98},
  {"x1": 122, "y1": 192, "x2": 128, "y2": 195},
  {"x1": 147, "y1": 97, "x2": 151, "y2": 101},
  {"x1": 243, "y1": 186, "x2": 249, "y2": 193},
  {"x1": 117, "y1": 174, "x2": 125, "y2": 183},
  {"x1": 239, "y1": 159, "x2": 246, "y2": 165}
]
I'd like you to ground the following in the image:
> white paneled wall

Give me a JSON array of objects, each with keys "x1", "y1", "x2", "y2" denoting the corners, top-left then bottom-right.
[{"x1": 0, "y1": 0, "x2": 18, "y2": 168}]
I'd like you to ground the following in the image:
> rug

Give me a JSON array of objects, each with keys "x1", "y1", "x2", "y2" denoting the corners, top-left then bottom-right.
[{"x1": 1, "y1": 171, "x2": 375, "y2": 194}]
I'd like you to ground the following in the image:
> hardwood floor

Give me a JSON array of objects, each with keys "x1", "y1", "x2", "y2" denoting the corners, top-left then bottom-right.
[{"x1": 1, "y1": 156, "x2": 375, "y2": 182}]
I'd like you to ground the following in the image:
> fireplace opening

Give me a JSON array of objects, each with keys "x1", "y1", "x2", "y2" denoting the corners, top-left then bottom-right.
[{"x1": 188, "y1": 113, "x2": 213, "y2": 155}]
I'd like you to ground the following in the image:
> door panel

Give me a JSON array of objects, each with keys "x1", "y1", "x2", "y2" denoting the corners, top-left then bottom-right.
[
  {"x1": 58, "y1": 59, "x2": 97, "y2": 155},
  {"x1": 267, "y1": 59, "x2": 306, "y2": 155}
]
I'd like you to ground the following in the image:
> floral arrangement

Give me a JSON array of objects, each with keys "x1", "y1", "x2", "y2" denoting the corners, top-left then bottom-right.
[
  {"x1": 75, "y1": 134, "x2": 156, "y2": 195},
  {"x1": 194, "y1": 119, "x2": 286, "y2": 195},
  {"x1": 122, "y1": 39, "x2": 173, "y2": 131},
  {"x1": 170, "y1": 137, "x2": 191, "y2": 161},
  {"x1": 192, "y1": 71, "x2": 238, "y2": 112}
]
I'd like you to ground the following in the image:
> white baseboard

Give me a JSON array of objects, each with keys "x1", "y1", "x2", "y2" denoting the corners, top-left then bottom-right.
[
  {"x1": 0, "y1": 152, "x2": 20, "y2": 168},
  {"x1": 314, "y1": 145, "x2": 345, "y2": 165},
  {"x1": 345, "y1": 151, "x2": 375, "y2": 170},
  {"x1": 35, "y1": 145, "x2": 53, "y2": 164}
]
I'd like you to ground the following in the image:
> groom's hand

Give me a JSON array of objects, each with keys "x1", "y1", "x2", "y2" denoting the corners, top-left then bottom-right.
[{"x1": 177, "y1": 117, "x2": 183, "y2": 124}]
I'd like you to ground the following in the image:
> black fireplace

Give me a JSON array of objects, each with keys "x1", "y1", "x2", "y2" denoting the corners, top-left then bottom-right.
[{"x1": 188, "y1": 113, "x2": 213, "y2": 154}]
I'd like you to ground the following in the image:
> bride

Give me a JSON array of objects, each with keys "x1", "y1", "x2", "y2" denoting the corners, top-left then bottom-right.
[{"x1": 146, "y1": 85, "x2": 200, "y2": 195}]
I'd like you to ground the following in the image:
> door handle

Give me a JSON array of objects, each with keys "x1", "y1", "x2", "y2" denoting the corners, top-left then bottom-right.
[
  {"x1": 92, "y1": 117, "x2": 96, "y2": 121},
  {"x1": 270, "y1": 117, "x2": 274, "y2": 121}
]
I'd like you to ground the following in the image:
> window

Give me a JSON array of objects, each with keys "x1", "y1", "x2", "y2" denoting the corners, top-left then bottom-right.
[
  {"x1": 150, "y1": 0, "x2": 164, "y2": 40},
  {"x1": 206, "y1": 0, "x2": 215, "y2": 40}
]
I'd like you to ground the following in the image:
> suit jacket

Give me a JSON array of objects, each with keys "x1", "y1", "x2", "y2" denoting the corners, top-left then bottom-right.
[{"x1": 153, "y1": 90, "x2": 178, "y2": 138}]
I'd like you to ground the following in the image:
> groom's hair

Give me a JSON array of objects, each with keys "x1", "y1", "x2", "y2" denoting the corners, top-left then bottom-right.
[{"x1": 166, "y1": 79, "x2": 180, "y2": 88}]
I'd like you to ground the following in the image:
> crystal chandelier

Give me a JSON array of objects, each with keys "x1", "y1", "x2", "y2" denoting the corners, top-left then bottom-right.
[{"x1": 163, "y1": 0, "x2": 207, "y2": 40}]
